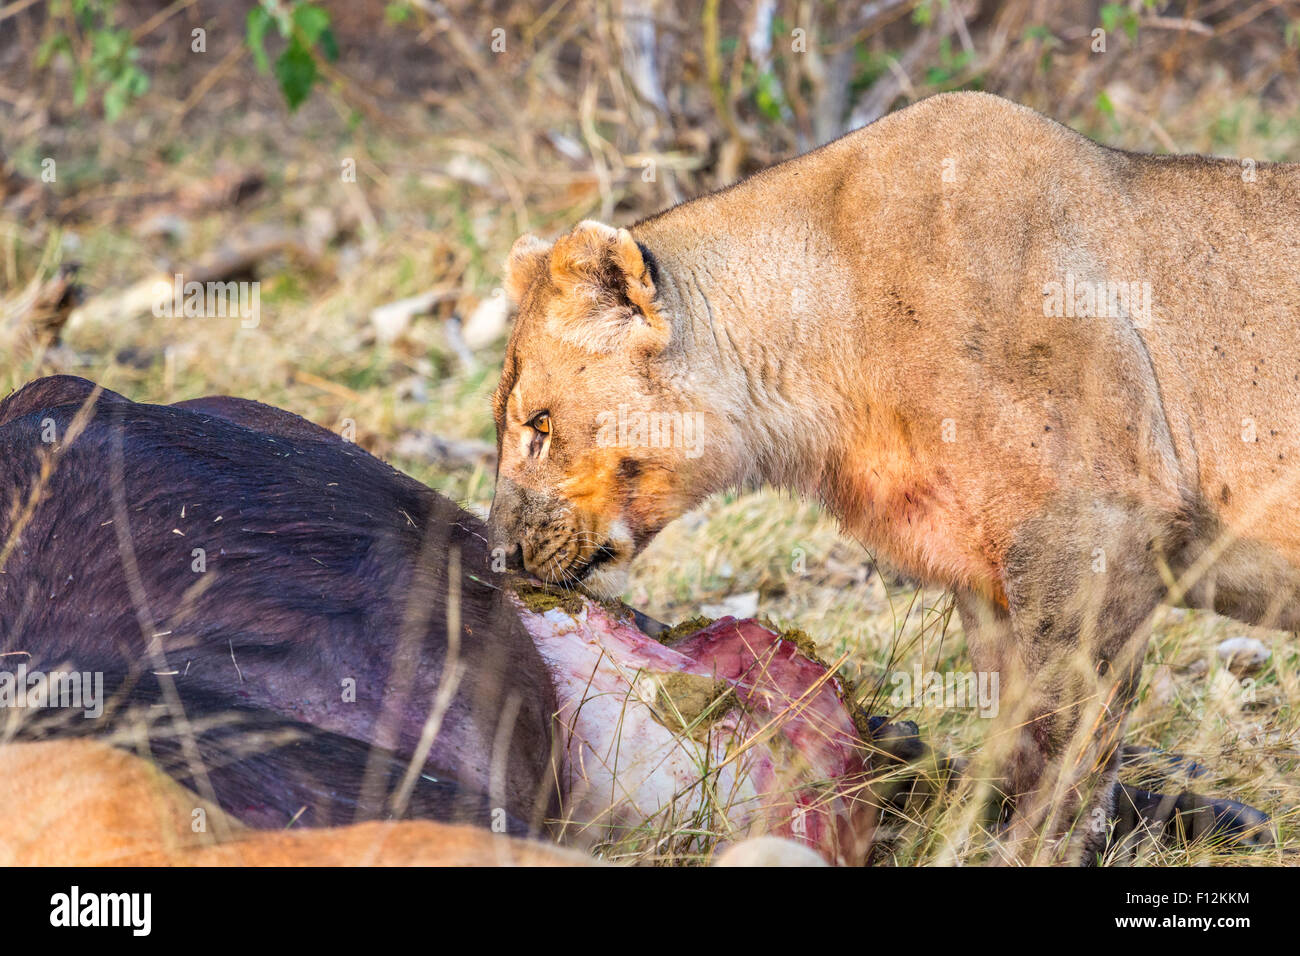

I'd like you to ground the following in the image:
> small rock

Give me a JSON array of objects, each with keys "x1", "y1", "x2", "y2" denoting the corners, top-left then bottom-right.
[
  {"x1": 393, "y1": 431, "x2": 496, "y2": 470},
  {"x1": 134, "y1": 212, "x2": 188, "y2": 242},
  {"x1": 1216, "y1": 636, "x2": 1270, "y2": 676},
  {"x1": 444, "y1": 154, "x2": 494, "y2": 188},
  {"x1": 714, "y1": 836, "x2": 827, "y2": 867},
  {"x1": 369, "y1": 290, "x2": 445, "y2": 345},
  {"x1": 679, "y1": 512, "x2": 707, "y2": 532},
  {"x1": 443, "y1": 316, "x2": 478, "y2": 369},
  {"x1": 302, "y1": 207, "x2": 337, "y2": 255},
  {"x1": 1146, "y1": 664, "x2": 1177, "y2": 707},
  {"x1": 461, "y1": 290, "x2": 511, "y2": 350},
  {"x1": 393, "y1": 375, "x2": 428, "y2": 404},
  {"x1": 545, "y1": 131, "x2": 586, "y2": 163},
  {"x1": 700, "y1": 591, "x2": 759, "y2": 620},
  {"x1": 1208, "y1": 668, "x2": 1245, "y2": 712}
]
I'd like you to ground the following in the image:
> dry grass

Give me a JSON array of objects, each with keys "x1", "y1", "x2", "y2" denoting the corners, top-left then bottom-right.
[{"x1": 2, "y1": 0, "x2": 1299, "y2": 864}]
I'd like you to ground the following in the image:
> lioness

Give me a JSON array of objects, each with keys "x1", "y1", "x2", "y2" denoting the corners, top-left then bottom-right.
[
  {"x1": 488, "y1": 91, "x2": 1300, "y2": 862},
  {"x1": 1, "y1": 739, "x2": 592, "y2": 866}
]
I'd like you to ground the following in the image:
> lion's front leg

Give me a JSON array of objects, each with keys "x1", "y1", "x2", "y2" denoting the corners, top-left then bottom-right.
[
  {"x1": 959, "y1": 500, "x2": 1169, "y2": 863},
  {"x1": 994, "y1": 646, "x2": 1137, "y2": 865}
]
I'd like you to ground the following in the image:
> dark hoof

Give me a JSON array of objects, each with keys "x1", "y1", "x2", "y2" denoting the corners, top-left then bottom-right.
[{"x1": 1110, "y1": 783, "x2": 1273, "y2": 853}]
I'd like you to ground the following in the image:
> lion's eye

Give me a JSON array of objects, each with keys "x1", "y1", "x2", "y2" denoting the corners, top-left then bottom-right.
[{"x1": 521, "y1": 412, "x2": 551, "y2": 460}]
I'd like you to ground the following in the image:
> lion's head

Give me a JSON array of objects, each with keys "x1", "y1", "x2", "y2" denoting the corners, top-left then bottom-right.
[{"x1": 488, "y1": 221, "x2": 720, "y2": 599}]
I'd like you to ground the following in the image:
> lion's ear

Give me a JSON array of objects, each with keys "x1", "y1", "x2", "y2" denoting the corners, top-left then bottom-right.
[
  {"x1": 547, "y1": 220, "x2": 668, "y2": 354},
  {"x1": 504, "y1": 234, "x2": 553, "y2": 303}
]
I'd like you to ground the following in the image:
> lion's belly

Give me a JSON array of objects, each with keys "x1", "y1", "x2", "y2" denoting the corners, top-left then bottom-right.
[
  {"x1": 822, "y1": 447, "x2": 1015, "y2": 605},
  {"x1": 1142, "y1": 327, "x2": 1300, "y2": 576}
]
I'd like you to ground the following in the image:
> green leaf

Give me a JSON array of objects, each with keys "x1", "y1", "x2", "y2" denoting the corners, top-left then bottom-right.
[
  {"x1": 128, "y1": 65, "x2": 149, "y2": 97},
  {"x1": 247, "y1": 5, "x2": 273, "y2": 74},
  {"x1": 103, "y1": 82, "x2": 127, "y2": 121},
  {"x1": 292, "y1": 3, "x2": 331, "y2": 45},
  {"x1": 274, "y1": 36, "x2": 318, "y2": 111},
  {"x1": 319, "y1": 26, "x2": 339, "y2": 62},
  {"x1": 755, "y1": 70, "x2": 783, "y2": 121},
  {"x1": 36, "y1": 33, "x2": 72, "y2": 69},
  {"x1": 1100, "y1": 3, "x2": 1138, "y2": 42}
]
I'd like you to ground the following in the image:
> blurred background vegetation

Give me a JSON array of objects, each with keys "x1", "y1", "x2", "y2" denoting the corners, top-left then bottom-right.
[{"x1": 2, "y1": 0, "x2": 1298, "y2": 863}]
